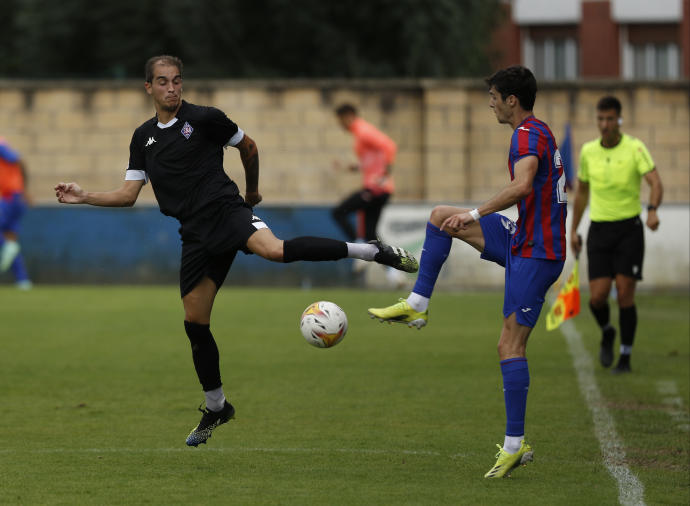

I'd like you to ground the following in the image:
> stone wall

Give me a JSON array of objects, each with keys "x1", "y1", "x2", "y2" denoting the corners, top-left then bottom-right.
[{"x1": 0, "y1": 79, "x2": 687, "y2": 205}]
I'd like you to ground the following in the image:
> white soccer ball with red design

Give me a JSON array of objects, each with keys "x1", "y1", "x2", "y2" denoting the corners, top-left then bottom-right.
[{"x1": 300, "y1": 301, "x2": 348, "y2": 348}]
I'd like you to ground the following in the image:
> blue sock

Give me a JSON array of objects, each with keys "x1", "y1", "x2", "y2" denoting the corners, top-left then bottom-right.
[
  {"x1": 501, "y1": 358, "x2": 530, "y2": 437},
  {"x1": 411, "y1": 222, "x2": 452, "y2": 298},
  {"x1": 11, "y1": 254, "x2": 30, "y2": 282}
]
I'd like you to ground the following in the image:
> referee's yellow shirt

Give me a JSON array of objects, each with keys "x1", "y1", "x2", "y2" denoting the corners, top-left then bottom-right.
[{"x1": 578, "y1": 134, "x2": 655, "y2": 222}]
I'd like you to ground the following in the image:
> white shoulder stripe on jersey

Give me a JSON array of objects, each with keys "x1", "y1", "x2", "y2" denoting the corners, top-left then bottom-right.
[
  {"x1": 225, "y1": 128, "x2": 245, "y2": 148},
  {"x1": 125, "y1": 169, "x2": 149, "y2": 184},
  {"x1": 251, "y1": 214, "x2": 267, "y2": 230}
]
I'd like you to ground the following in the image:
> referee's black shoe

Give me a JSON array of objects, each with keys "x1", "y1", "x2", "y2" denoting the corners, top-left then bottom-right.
[
  {"x1": 599, "y1": 326, "x2": 616, "y2": 368},
  {"x1": 370, "y1": 240, "x2": 419, "y2": 273},
  {"x1": 186, "y1": 401, "x2": 235, "y2": 447},
  {"x1": 611, "y1": 354, "x2": 631, "y2": 375}
]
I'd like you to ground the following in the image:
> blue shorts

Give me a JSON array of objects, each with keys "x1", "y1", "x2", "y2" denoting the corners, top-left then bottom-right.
[
  {"x1": 479, "y1": 213, "x2": 564, "y2": 327},
  {"x1": 0, "y1": 193, "x2": 27, "y2": 234}
]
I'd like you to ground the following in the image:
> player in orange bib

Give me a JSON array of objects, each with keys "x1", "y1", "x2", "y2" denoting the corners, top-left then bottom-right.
[{"x1": 332, "y1": 104, "x2": 399, "y2": 281}]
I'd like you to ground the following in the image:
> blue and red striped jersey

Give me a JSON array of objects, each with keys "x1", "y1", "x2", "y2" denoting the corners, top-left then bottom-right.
[{"x1": 507, "y1": 116, "x2": 567, "y2": 261}]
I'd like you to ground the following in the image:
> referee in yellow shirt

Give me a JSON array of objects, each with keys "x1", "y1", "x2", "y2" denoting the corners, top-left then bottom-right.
[{"x1": 571, "y1": 96, "x2": 663, "y2": 374}]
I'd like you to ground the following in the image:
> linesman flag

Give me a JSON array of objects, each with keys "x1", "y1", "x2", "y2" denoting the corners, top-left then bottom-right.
[{"x1": 546, "y1": 259, "x2": 581, "y2": 331}]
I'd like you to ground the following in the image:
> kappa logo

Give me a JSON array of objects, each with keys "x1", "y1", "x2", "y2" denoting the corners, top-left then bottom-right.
[
  {"x1": 145, "y1": 137, "x2": 156, "y2": 147},
  {"x1": 181, "y1": 121, "x2": 194, "y2": 139}
]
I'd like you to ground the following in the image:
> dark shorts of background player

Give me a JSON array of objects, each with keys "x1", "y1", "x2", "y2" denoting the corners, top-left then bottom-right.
[
  {"x1": 178, "y1": 201, "x2": 265, "y2": 297},
  {"x1": 587, "y1": 215, "x2": 644, "y2": 281},
  {"x1": 479, "y1": 213, "x2": 564, "y2": 327}
]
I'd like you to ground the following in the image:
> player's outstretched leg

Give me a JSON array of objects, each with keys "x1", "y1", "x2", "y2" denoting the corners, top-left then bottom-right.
[
  {"x1": 367, "y1": 222, "x2": 451, "y2": 328},
  {"x1": 484, "y1": 440, "x2": 533, "y2": 478},
  {"x1": 186, "y1": 401, "x2": 235, "y2": 447},
  {"x1": 281, "y1": 236, "x2": 418, "y2": 273}
]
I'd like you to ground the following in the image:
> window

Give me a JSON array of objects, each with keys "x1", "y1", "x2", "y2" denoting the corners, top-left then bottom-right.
[
  {"x1": 622, "y1": 24, "x2": 681, "y2": 80},
  {"x1": 628, "y1": 42, "x2": 680, "y2": 79},
  {"x1": 524, "y1": 36, "x2": 579, "y2": 80}
]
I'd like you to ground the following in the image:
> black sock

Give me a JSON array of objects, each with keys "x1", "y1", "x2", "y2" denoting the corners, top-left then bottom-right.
[
  {"x1": 283, "y1": 236, "x2": 348, "y2": 263},
  {"x1": 184, "y1": 321, "x2": 222, "y2": 391},
  {"x1": 619, "y1": 305, "x2": 637, "y2": 349},
  {"x1": 589, "y1": 301, "x2": 610, "y2": 329}
]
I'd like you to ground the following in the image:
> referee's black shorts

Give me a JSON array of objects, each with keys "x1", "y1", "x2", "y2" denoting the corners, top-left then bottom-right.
[
  {"x1": 586, "y1": 216, "x2": 644, "y2": 281},
  {"x1": 178, "y1": 201, "x2": 266, "y2": 297}
]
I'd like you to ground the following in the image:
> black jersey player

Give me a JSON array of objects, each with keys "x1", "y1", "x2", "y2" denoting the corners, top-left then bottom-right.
[{"x1": 55, "y1": 55, "x2": 418, "y2": 447}]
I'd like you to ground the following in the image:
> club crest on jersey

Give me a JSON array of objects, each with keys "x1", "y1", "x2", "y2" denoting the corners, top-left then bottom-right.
[{"x1": 181, "y1": 121, "x2": 194, "y2": 139}]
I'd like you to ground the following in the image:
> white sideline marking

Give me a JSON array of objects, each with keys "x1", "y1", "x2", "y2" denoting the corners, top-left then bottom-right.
[
  {"x1": 560, "y1": 319, "x2": 646, "y2": 506},
  {"x1": 655, "y1": 380, "x2": 690, "y2": 432},
  {"x1": 0, "y1": 447, "x2": 441, "y2": 457}
]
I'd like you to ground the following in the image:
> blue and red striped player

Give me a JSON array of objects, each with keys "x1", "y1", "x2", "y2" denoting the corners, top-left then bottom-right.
[
  {"x1": 368, "y1": 66, "x2": 567, "y2": 478},
  {"x1": 0, "y1": 137, "x2": 32, "y2": 288}
]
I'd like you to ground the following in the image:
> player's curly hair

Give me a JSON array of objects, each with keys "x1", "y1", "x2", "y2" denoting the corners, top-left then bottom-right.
[
  {"x1": 485, "y1": 65, "x2": 537, "y2": 111},
  {"x1": 145, "y1": 55, "x2": 183, "y2": 83}
]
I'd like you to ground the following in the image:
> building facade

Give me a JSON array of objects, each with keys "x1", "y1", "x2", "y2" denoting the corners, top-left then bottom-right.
[{"x1": 493, "y1": 0, "x2": 690, "y2": 80}]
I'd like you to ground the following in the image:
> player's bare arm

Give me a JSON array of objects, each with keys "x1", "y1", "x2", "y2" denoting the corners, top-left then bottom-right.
[
  {"x1": 441, "y1": 155, "x2": 538, "y2": 233},
  {"x1": 235, "y1": 134, "x2": 262, "y2": 206},
  {"x1": 55, "y1": 179, "x2": 144, "y2": 207},
  {"x1": 570, "y1": 179, "x2": 590, "y2": 254},
  {"x1": 644, "y1": 168, "x2": 663, "y2": 231}
]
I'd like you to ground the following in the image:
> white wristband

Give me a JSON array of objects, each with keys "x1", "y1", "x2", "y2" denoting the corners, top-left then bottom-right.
[{"x1": 469, "y1": 208, "x2": 481, "y2": 221}]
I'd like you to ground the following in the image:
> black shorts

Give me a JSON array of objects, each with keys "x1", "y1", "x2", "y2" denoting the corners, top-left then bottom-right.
[
  {"x1": 179, "y1": 201, "x2": 267, "y2": 297},
  {"x1": 587, "y1": 216, "x2": 644, "y2": 281}
]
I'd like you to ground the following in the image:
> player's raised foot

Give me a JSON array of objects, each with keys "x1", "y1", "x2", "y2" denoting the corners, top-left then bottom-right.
[
  {"x1": 186, "y1": 401, "x2": 235, "y2": 447},
  {"x1": 369, "y1": 240, "x2": 418, "y2": 273},
  {"x1": 484, "y1": 440, "x2": 533, "y2": 478},
  {"x1": 368, "y1": 298, "x2": 428, "y2": 329},
  {"x1": 599, "y1": 326, "x2": 616, "y2": 368}
]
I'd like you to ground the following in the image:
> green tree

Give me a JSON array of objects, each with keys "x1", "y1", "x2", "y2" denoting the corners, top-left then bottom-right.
[{"x1": 0, "y1": 0, "x2": 501, "y2": 79}]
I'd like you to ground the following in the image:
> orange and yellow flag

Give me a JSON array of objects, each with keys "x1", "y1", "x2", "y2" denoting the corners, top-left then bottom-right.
[{"x1": 546, "y1": 259, "x2": 581, "y2": 331}]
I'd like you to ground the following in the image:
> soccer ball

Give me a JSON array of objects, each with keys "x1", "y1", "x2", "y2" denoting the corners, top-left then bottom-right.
[{"x1": 300, "y1": 301, "x2": 348, "y2": 348}]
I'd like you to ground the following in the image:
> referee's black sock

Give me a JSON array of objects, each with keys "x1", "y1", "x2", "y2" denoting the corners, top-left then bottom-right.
[
  {"x1": 283, "y1": 236, "x2": 348, "y2": 263},
  {"x1": 184, "y1": 321, "x2": 222, "y2": 392},
  {"x1": 589, "y1": 301, "x2": 611, "y2": 330},
  {"x1": 619, "y1": 305, "x2": 637, "y2": 352}
]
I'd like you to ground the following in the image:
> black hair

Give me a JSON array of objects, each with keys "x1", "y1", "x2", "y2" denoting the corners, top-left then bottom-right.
[
  {"x1": 335, "y1": 103, "x2": 358, "y2": 116},
  {"x1": 485, "y1": 65, "x2": 537, "y2": 111},
  {"x1": 596, "y1": 96, "x2": 622, "y2": 115}
]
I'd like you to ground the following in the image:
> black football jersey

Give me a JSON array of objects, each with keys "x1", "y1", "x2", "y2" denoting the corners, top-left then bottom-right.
[{"x1": 127, "y1": 101, "x2": 244, "y2": 221}]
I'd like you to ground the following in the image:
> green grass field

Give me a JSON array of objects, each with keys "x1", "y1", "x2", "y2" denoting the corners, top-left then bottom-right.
[{"x1": 0, "y1": 286, "x2": 688, "y2": 505}]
